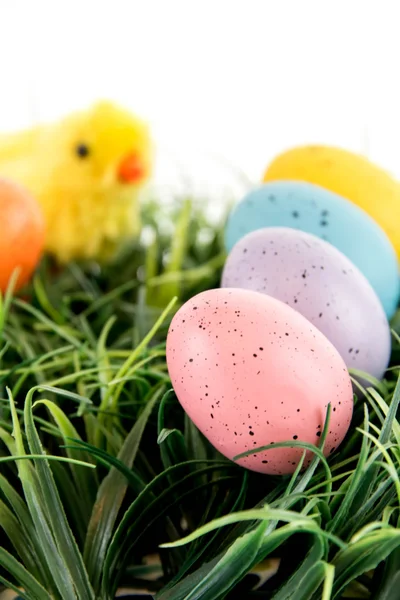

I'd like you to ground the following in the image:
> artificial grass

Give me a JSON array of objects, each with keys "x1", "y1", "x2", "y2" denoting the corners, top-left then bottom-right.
[{"x1": 0, "y1": 197, "x2": 399, "y2": 599}]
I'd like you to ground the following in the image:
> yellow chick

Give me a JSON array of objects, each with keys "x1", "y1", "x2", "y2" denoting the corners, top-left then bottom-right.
[{"x1": 0, "y1": 101, "x2": 152, "y2": 263}]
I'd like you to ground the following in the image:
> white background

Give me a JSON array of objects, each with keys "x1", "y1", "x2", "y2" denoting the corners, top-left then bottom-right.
[{"x1": 0, "y1": 0, "x2": 399, "y2": 200}]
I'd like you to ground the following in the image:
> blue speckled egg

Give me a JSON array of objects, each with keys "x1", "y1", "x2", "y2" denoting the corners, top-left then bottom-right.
[{"x1": 225, "y1": 181, "x2": 400, "y2": 318}]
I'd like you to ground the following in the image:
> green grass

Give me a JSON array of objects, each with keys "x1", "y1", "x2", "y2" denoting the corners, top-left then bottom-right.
[{"x1": 0, "y1": 196, "x2": 400, "y2": 599}]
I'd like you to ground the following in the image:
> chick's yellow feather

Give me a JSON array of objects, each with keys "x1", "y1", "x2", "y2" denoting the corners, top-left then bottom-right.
[{"x1": 0, "y1": 101, "x2": 152, "y2": 262}]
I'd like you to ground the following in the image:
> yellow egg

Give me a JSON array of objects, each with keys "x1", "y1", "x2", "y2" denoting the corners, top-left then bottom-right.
[{"x1": 263, "y1": 145, "x2": 400, "y2": 260}]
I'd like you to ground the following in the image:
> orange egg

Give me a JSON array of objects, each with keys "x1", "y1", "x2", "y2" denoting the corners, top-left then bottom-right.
[{"x1": 0, "y1": 178, "x2": 45, "y2": 293}]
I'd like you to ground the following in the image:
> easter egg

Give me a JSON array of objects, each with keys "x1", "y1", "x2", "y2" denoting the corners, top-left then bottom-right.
[
  {"x1": 0, "y1": 178, "x2": 44, "y2": 292},
  {"x1": 224, "y1": 181, "x2": 399, "y2": 318},
  {"x1": 263, "y1": 145, "x2": 400, "y2": 261},
  {"x1": 166, "y1": 287, "x2": 353, "y2": 475},
  {"x1": 222, "y1": 227, "x2": 391, "y2": 381}
]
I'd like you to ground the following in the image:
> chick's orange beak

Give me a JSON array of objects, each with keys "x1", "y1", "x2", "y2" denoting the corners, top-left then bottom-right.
[{"x1": 118, "y1": 153, "x2": 147, "y2": 184}]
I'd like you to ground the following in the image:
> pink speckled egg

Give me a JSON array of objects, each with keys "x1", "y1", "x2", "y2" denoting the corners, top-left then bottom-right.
[
  {"x1": 221, "y1": 227, "x2": 391, "y2": 382},
  {"x1": 166, "y1": 288, "x2": 353, "y2": 475}
]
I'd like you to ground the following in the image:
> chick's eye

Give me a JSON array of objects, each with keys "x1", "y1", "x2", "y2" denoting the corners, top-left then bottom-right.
[{"x1": 76, "y1": 143, "x2": 90, "y2": 158}]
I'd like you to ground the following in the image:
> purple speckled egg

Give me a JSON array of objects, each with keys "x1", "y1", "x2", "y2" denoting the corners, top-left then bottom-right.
[{"x1": 221, "y1": 227, "x2": 391, "y2": 381}]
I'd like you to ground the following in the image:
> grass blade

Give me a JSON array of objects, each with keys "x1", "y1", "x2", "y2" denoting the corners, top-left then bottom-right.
[
  {"x1": 332, "y1": 529, "x2": 400, "y2": 598},
  {"x1": 272, "y1": 535, "x2": 326, "y2": 599},
  {"x1": 0, "y1": 548, "x2": 52, "y2": 600},
  {"x1": 0, "y1": 498, "x2": 42, "y2": 580},
  {"x1": 22, "y1": 387, "x2": 95, "y2": 600},
  {"x1": 157, "y1": 522, "x2": 269, "y2": 600},
  {"x1": 84, "y1": 384, "x2": 164, "y2": 592},
  {"x1": 34, "y1": 399, "x2": 97, "y2": 520},
  {"x1": 8, "y1": 388, "x2": 78, "y2": 599}
]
